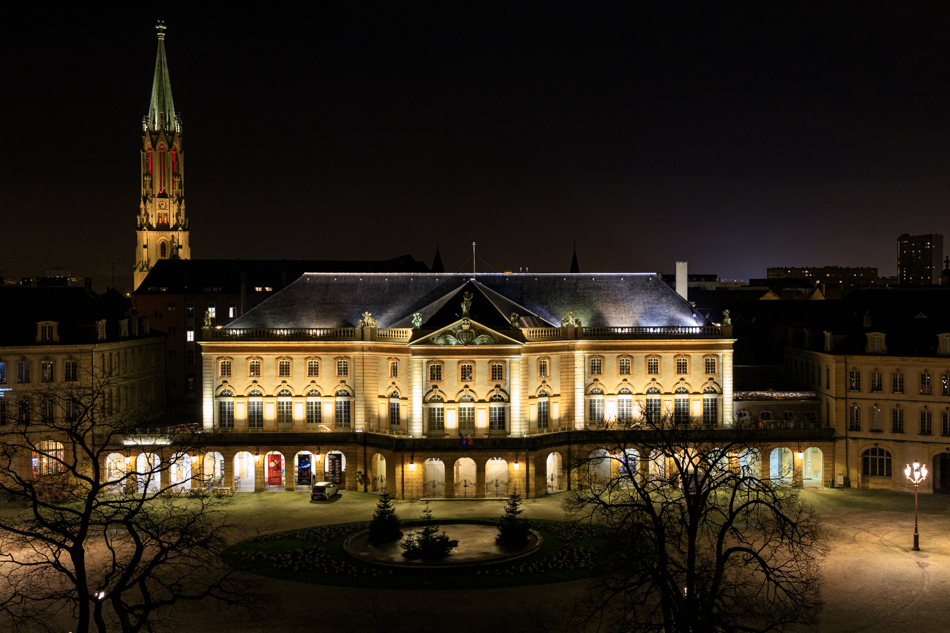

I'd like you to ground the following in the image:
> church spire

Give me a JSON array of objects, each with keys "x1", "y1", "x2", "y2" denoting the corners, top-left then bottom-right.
[
  {"x1": 431, "y1": 241, "x2": 445, "y2": 273},
  {"x1": 570, "y1": 241, "x2": 580, "y2": 273},
  {"x1": 147, "y1": 21, "x2": 177, "y2": 133}
]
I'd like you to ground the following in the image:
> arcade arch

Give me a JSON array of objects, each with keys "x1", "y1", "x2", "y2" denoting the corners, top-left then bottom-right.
[
  {"x1": 234, "y1": 451, "x2": 256, "y2": 492},
  {"x1": 135, "y1": 452, "x2": 160, "y2": 494},
  {"x1": 546, "y1": 452, "x2": 563, "y2": 493},
  {"x1": 455, "y1": 457, "x2": 476, "y2": 497},
  {"x1": 770, "y1": 447, "x2": 794, "y2": 484},
  {"x1": 485, "y1": 457, "x2": 508, "y2": 498},
  {"x1": 371, "y1": 453, "x2": 387, "y2": 493},
  {"x1": 424, "y1": 458, "x2": 445, "y2": 498},
  {"x1": 203, "y1": 451, "x2": 225, "y2": 488}
]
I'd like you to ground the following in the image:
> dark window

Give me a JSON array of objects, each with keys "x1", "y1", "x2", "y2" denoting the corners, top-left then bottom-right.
[{"x1": 862, "y1": 448, "x2": 892, "y2": 477}]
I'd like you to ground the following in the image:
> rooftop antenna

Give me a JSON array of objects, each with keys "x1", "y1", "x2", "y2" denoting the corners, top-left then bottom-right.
[{"x1": 472, "y1": 242, "x2": 476, "y2": 275}]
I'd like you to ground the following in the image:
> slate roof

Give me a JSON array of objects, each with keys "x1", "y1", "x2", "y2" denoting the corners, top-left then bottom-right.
[
  {"x1": 0, "y1": 286, "x2": 151, "y2": 346},
  {"x1": 224, "y1": 273, "x2": 710, "y2": 330},
  {"x1": 133, "y1": 255, "x2": 431, "y2": 295}
]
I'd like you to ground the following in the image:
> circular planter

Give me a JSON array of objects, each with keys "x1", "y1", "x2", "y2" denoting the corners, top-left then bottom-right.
[{"x1": 344, "y1": 519, "x2": 542, "y2": 569}]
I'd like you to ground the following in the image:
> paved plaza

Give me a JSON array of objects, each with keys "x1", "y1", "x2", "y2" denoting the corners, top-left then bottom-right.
[{"x1": 165, "y1": 487, "x2": 950, "y2": 632}]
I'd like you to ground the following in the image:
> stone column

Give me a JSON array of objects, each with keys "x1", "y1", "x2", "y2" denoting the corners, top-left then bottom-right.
[
  {"x1": 410, "y1": 358, "x2": 423, "y2": 437},
  {"x1": 532, "y1": 451, "x2": 546, "y2": 497},
  {"x1": 286, "y1": 450, "x2": 297, "y2": 492},
  {"x1": 201, "y1": 349, "x2": 214, "y2": 430},
  {"x1": 444, "y1": 458, "x2": 455, "y2": 499},
  {"x1": 476, "y1": 457, "x2": 486, "y2": 498},
  {"x1": 722, "y1": 350, "x2": 734, "y2": 426},
  {"x1": 509, "y1": 357, "x2": 523, "y2": 435},
  {"x1": 574, "y1": 351, "x2": 585, "y2": 429},
  {"x1": 254, "y1": 454, "x2": 265, "y2": 492}
]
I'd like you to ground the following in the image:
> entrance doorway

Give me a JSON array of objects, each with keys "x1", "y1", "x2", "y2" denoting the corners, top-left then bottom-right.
[
  {"x1": 455, "y1": 457, "x2": 476, "y2": 497},
  {"x1": 802, "y1": 447, "x2": 823, "y2": 487},
  {"x1": 326, "y1": 451, "x2": 345, "y2": 487},
  {"x1": 265, "y1": 452, "x2": 285, "y2": 490},
  {"x1": 546, "y1": 452, "x2": 562, "y2": 493},
  {"x1": 233, "y1": 451, "x2": 255, "y2": 492},
  {"x1": 424, "y1": 458, "x2": 445, "y2": 497},
  {"x1": 485, "y1": 458, "x2": 508, "y2": 498},
  {"x1": 371, "y1": 453, "x2": 387, "y2": 493},
  {"x1": 934, "y1": 453, "x2": 950, "y2": 494},
  {"x1": 295, "y1": 452, "x2": 315, "y2": 487},
  {"x1": 770, "y1": 448, "x2": 793, "y2": 485}
]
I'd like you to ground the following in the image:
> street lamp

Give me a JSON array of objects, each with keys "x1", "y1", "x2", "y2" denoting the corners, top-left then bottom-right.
[{"x1": 904, "y1": 461, "x2": 928, "y2": 551}]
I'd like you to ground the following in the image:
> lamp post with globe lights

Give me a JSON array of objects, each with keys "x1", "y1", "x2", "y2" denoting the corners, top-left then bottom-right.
[{"x1": 904, "y1": 461, "x2": 928, "y2": 551}]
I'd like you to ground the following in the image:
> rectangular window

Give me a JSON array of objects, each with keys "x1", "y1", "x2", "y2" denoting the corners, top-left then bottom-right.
[
  {"x1": 428, "y1": 405, "x2": 444, "y2": 431},
  {"x1": 248, "y1": 401, "x2": 263, "y2": 428},
  {"x1": 429, "y1": 363, "x2": 442, "y2": 381},
  {"x1": 0, "y1": 362, "x2": 5, "y2": 383},
  {"x1": 0, "y1": 400, "x2": 7, "y2": 424},
  {"x1": 849, "y1": 406, "x2": 861, "y2": 431},
  {"x1": 868, "y1": 335, "x2": 883, "y2": 352},
  {"x1": 186, "y1": 302, "x2": 194, "y2": 318},
  {"x1": 278, "y1": 360, "x2": 291, "y2": 377},
  {"x1": 168, "y1": 350, "x2": 177, "y2": 359},
  {"x1": 489, "y1": 405, "x2": 506, "y2": 431},
  {"x1": 539, "y1": 359, "x2": 549, "y2": 378},
  {"x1": 617, "y1": 397, "x2": 632, "y2": 422},
  {"x1": 943, "y1": 410, "x2": 950, "y2": 436},
  {"x1": 870, "y1": 407, "x2": 883, "y2": 431},
  {"x1": 459, "y1": 405, "x2": 475, "y2": 432},
  {"x1": 187, "y1": 349, "x2": 194, "y2": 365},
  {"x1": 647, "y1": 358, "x2": 659, "y2": 375},
  {"x1": 674, "y1": 397, "x2": 689, "y2": 425},
  {"x1": 921, "y1": 373, "x2": 932, "y2": 395},
  {"x1": 186, "y1": 376, "x2": 195, "y2": 393},
  {"x1": 460, "y1": 363, "x2": 473, "y2": 382},
  {"x1": 277, "y1": 400, "x2": 293, "y2": 427},
  {"x1": 335, "y1": 399, "x2": 351, "y2": 428},
  {"x1": 40, "y1": 325, "x2": 54, "y2": 341},
  {"x1": 944, "y1": 373, "x2": 950, "y2": 396},
  {"x1": 703, "y1": 396, "x2": 718, "y2": 425},
  {"x1": 893, "y1": 371, "x2": 904, "y2": 393},
  {"x1": 646, "y1": 397, "x2": 661, "y2": 421},
  {"x1": 229, "y1": 302, "x2": 237, "y2": 318},
  {"x1": 704, "y1": 357, "x2": 717, "y2": 374},
  {"x1": 589, "y1": 358, "x2": 602, "y2": 375},
  {"x1": 538, "y1": 400, "x2": 549, "y2": 429},
  {"x1": 307, "y1": 400, "x2": 321, "y2": 427},
  {"x1": 921, "y1": 410, "x2": 933, "y2": 435},
  {"x1": 308, "y1": 360, "x2": 319, "y2": 377},
  {"x1": 186, "y1": 327, "x2": 194, "y2": 342},
  {"x1": 587, "y1": 398, "x2": 604, "y2": 424},
  {"x1": 676, "y1": 358, "x2": 688, "y2": 374},
  {"x1": 249, "y1": 360, "x2": 261, "y2": 377},
  {"x1": 389, "y1": 401, "x2": 400, "y2": 428},
  {"x1": 389, "y1": 361, "x2": 398, "y2": 379},
  {"x1": 892, "y1": 408, "x2": 904, "y2": 433},
  {"x1": 491, "y1": 363, "x2": 504, "y2": 382},
  {"x1": 870, "y1": 371, "x2": 882, "y2": 392},
  {"x1": 219, "y1": 400, "x2": 234, "y2": 428},
  {"x1": 41, "y1": 399, "x2": 54, "y2": 423},
  {"x1": 167, "y1": 302, "x2": 176, "y2": 311},
  {"x1": 825, "y1": 366, "x2": 830, "y2": 389},
  {"x1": 64, "y1": 360, "x2": 77, "y2": 382},
  {"x1": 17, "y1": 361, "x2": 30, "y2": 383},
  {"x1": 41, "y1": 361, "x2": 54, "y2": 382},
  {"x1": 207, "y1": 303, "x2": 216, "y2": 317},
  {"x1": 220, "y1": 360, "x2": 232, "y2": 377},
  {"x1": 849, "y1": 370, "x2": 861, "y2": 392},
  {"x1": 618, "y1": 358, "x2": 630, "y2": 375},
  {"x1": 337, "y1": 360, "x2": 348, "y2": 377},
  {"x1": 64, "y1": 399, "x2": 75, "y2": 420},
  {"x1": 19, "y1": 400, "x2": 30, "y2": 423}
]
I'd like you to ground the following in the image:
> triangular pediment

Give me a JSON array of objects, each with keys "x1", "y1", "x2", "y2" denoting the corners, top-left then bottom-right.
[{"x1": 411, "y1": 318, "x2": 522, "y2": 347}]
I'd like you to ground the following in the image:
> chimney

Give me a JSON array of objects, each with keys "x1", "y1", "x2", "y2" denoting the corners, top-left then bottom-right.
[
  {"x1": 675, "y1": 261, "x2": 688, "y2": 301},
  {"x1": 84, "y1": 277, "x2": 92, "y2": 292}
]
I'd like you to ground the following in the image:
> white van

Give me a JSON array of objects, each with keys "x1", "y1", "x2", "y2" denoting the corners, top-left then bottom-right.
[{"x1": 311, "y1": 481, "x2": 339, "y2": 501}]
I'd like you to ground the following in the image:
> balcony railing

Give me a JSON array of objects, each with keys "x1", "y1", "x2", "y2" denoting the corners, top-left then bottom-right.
[
  {"x1": 582, "y1": 326, "x2": 723, "y2": 337},
  {"x1": 212, "y1": 327, "x2": 357, "y2": 340}
]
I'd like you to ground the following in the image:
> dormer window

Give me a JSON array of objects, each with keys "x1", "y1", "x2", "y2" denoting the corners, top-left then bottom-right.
[
  {"x1": 120, "y1": 320, "x2": 130, "y2": 338},
  {"x1": 36, "y1": 322, "x2": 59, "y2": 343},
  {"x1": 97, "y1": 320, "x2": 107, "y2": 341},
  {"x1": 866, "y1": 333, "x2": 885, "y2": 354},
  {"x1": 939, "y1": 334, "x2": 950, "y2": 355},
  {"x1": 823, "y1": 331, "x2": 833, "y2": 352}
]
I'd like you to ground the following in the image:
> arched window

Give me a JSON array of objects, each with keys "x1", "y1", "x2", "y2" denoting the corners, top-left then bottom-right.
[
  {"x1": 674, "y1": 386, "x2": 689, "y2": 425},
  {"x1": 737, "y1": 409, "x2": 751, "y2": 425},
  {"x1": 427, "y1": 395, "x2": 444, "y2": 433},
  {"x1": 459, "y1": 394, "x2": 475, "y2": 433},
  {"x1": 489, "y1": 394, "x2": 506, "y2": 432},
  {"x1": 862, "y1": 447, "x2": 892, "y2": 477},
  {"x1": 248, "y1": 389, "x2": 263, "y2": 428},
  {"x1": 759, "y1": 410, "x2": 773, "y2": 422},
  {"x1": 646, "y1": 386, "x2": 661, "y2": 422},
  {"x1": 537, "y1": 389, "x2": 550, "y2": 429},
  {"x1": 277, "y1": 388, "x2": 293, "y2": 428},
  {"x1": 33, "y1": 440, "x2": 65, "y2": 477},
  {"x1": 618, "y1": 387, "x2": 633, "y2": 423},
  {"x1": 587, "y1": 386, "x2": 604, "y2": 425},
  {"x1": 306, "y1": 389, "x2": 321, "y2": 428},
  {"x1": 335, "y1": 389, "x2": 351, "y2": 429},
  {"x1": 218, "y1": 389, "x2": 234, "y2": 428},
  {"x1": 389, "y1": 391, "x2": 400, "y2": 429},
  {"x1": 159, "y1": 241, "x2": 168, "y2": 259},
  {"x1": 158, "y1": 146, "x2": 166, "y2": 192},
  {"x1": 703, "y1": 386, "x2": 719, "y2": 426}
]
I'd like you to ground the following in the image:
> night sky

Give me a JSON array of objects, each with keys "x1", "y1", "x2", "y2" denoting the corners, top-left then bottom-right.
[{"x1": 4, "y1": 3, "x2": 949, "y2": 292}]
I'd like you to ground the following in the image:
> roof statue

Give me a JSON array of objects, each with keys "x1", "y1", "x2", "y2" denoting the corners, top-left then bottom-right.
[
  {"x1": 358, "y1": 312, "x2": 378, "y2": 328},
  {"x1": 434, "y1": 319, "x2": 496, "y2": 346},
  {"x1": 461, "y1": 291, "x2": 473, "y2": 316},
  {"x1": 411, "y1": 312, "x2": 423, "y2": 329},
  {"x1": 561, "y1": 311, "x2": 579, "y2": 327},
  {"x1": 510, "y1": 312, "x2": 521, "y2": 329},
  {"x1": 722, "y1": 309, "x2": 731, "y2": 326},
  {"x1": 203, "y1": 309, "x2": 212, "y2": 328}
]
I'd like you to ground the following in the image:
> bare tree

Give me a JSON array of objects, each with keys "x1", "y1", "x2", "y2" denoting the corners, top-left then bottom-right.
[
  {"x1": 565, "y1": 411, "x2": 825, "y2": 633},
  {"x1": 0, "y1": 370, "x2": 255, "y2": 633}
]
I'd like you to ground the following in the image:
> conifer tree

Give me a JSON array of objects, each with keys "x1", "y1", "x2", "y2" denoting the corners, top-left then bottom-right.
[
  {"x1": 367, "y1": 490, "x2": 402, "y2": 544},
  {"x1": 496, "y1": 491, "x2": 531, "y2": 547}
]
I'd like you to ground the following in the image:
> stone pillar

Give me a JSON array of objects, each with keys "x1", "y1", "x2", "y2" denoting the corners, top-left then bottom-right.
[
  {"x1": 532, "y1": 451, "x2": 546, "y2": 498},
  {"x1": 559, "y1": 353, "x2": 574, "y2": 431},
  {"x1": 510, "y1": 357, "x2": 523, "y2": 436},
  {"x1": 793, "y1": 451, "x2": 804, "y2": 488},
  {"x1": 410, "y1": 358, "x2": 423, "y2": 437},
  {"x1": 476, "y1": 457, "x2": 486, "y2": 498},
  {"x1": 344, "y1": 448, "x2": 358, "y2": 492},
  {"x1": 286, "y1": 450, "x2": 297, "y2": 492},
  {"x1": 722, "y1": 350, "x2": 734, "y2": 426},
  {"x1": 386, "y1": 451, "x2": 399, "y2": 498},
  {"x1": 254, "y1": 454, "x2": 265, "y2": 492},
  {"x1": 444, "y1": 458, "x2": 456, "y2": 498},
  {"x1": 574, "y1": 351, "x2": 585, "y2": 429},
  {"x1": 202, "y1": 349, "x2": 214, "y2": 430},
  {"x1": 160, "y1": 453, "x2": 172, "y2": 490},
  {"x1": 760, "y1": 447, "x2": 771, "y2": 483}
]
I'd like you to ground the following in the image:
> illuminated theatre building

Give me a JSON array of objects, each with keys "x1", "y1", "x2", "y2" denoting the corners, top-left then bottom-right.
[{"x1": 193, "y1": 272, "x2": 754, "y2": 498}]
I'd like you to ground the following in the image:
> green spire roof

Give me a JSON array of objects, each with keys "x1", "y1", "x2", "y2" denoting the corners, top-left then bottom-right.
[{"x1": 147, "y1": 22, "x2": 176, "y2": 133}]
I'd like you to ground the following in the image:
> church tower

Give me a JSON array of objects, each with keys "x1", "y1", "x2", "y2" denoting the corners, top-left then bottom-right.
[{"x1": 134, "y1": 22, "x2": 190, "y2": 290}]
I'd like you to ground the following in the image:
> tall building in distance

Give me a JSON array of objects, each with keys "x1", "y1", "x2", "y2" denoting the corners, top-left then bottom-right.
[
  {"x1": 766, "y1": 266, "x2": 878, "y2": 283},
  {"x1": 134, "y1": 23, "x2": 190, "y2": 291},
  {"x1": 897, "y1": 234, "x2": 943, "y2": 285}
]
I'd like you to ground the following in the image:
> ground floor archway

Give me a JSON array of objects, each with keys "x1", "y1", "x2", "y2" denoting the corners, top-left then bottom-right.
[
  {"x1": 424, "y1": 458, "x2": 445, "y2": 498},
  {"x1": 802, "y1": 447, "x2": 823, "y2": 487},
  {"x1": 619, "y1": 449, "x2": 639, "y2": 488},
  {"x1": 295, "y1": 451, "x2": 316, "y2": 488},
  {"x1": 546, "y1": 452, "x2": 563, "y2": 493},
  {"x1": 485, "y1": 457, "x2": 508, "y2": 498},
  {"x1": 265, "y1": 451, "x2": 285, "y2": 490},
  {"x1": 740, "y1": 448, "x2": 761, "y2": 482},
  {"x1": 371, "y1": 453, "x2": 387, "y2": 494},
  {"x1": 135, "y1": 452, "x2": 160, "y2": 494},
  {"x1": 105, "y1": 452, "x2": 125, "y2": 493},
  {"x1": 170, "y1": 453, "x2": 192, "y2": 490},
  {"x1": 589, "y1": 449, "x2": 610, "y2": 487},
  {"x1": 770, "y1": 447, "x2": 793, "y2": 484},
  {"x1": 325, "y1": 450, "x2": 345, "y2": 486},
  {"x1": 455, "y1": 457, "x2": 476, "y2": 497},
  {"x1": 234, "y1": 451, "x2": 256, "y2": 492},
  {"x1": 203, "y1": 451, "x2": 225, "y2": 488}
]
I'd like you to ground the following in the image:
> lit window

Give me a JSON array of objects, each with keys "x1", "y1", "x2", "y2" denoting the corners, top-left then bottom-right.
[
  {"x1": 618, "y1": 358, "x2": 631, "y2": 375},
  {"x1": 186, "y1": 327, "x2": 194, "y2": 342},
  {"x1": 207, "y1": 303, "x2": 216, "y2": 318},
  {"x1": 229, "y1": 302, "x2": 237, "y2": 318},
  {"x1": 41, "y1": 361, "x2": 54, "y2": 383},
  {"x1": 704, "y1": 357, "x2": 717, "y2": 374},
  {"x1": 337, "y1": 360, "x2": 348, "y2": 377},
  {"x1": 460, "y1": 363, "x2": 474, "y2": 382},
  {"x1": 429, "y1": 363, "x2": 443, "y2": 381},
  {"x1": 389, "y1": 361, "x2": 398, "y2": 379},
  {"x1": 589, "y1": 358, "x2": 602, "y2": 375},
  {"x1": 676, "y1": 358, "x2": 688, "y2": 374},
  {"x1": 308, "y1": 360, "x2": 320, "y2": 377},
  {"x1": 647, "y1": 358, "x2": 659, "y2": 375},
  {"x1": 539, "y1": 359, "x2": 549, "y2": 378},
  {"x1": 490, "y1": 363, "x2": 504, "y2": 382}
]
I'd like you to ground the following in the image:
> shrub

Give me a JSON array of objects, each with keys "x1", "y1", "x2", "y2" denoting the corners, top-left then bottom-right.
[{"x1": 401, "y1": 502, "x2": 456, "y2": 560}]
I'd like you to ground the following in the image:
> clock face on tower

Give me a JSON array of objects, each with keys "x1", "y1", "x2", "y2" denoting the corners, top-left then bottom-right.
[{"x1": 157, "y1": 199, "x2": 169, "y2": 210}]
